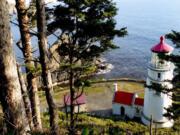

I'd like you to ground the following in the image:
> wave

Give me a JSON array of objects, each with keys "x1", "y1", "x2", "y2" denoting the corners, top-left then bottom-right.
[{"x1": 96, "y1": 62, "x2": 114, "y2": 75}]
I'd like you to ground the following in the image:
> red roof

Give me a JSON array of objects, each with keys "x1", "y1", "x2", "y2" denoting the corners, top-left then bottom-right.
[
  {"x1": 151, "y1": 36, "x2": 173, "y2": 53},
  {"x1": 134, "y1": 98, "x2": 144, "y2": 106},
  {"x1": 64, "y1": 93, "x2": 86, "y2": 106},
  {"x1": 113, "y1": 91, "x2": 134, "y2": 105}
]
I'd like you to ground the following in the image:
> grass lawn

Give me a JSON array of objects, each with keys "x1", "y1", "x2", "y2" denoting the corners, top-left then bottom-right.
[
  {"x1": 41, "y1": 111, "x2": 178, "y2": 135},
  {"x1": 0, "y1": 80, "x2": 179, "y2": 134},
  {"x1": 38, "y1": 80, "x2": 145, "y2": 109}
]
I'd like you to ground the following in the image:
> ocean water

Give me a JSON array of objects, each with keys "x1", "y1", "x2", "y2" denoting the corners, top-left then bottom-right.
[
  {"x1": 102, "y1": 0, "x2": 180, "y2": 80},
  {"x1": 11, "y1": 0, "x2": 180, "y2": 80}
]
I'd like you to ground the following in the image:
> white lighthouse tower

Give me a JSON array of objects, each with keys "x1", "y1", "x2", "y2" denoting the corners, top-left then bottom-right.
[{"x1": 142, "y1": 36, "x2": 174, "y2": 128}]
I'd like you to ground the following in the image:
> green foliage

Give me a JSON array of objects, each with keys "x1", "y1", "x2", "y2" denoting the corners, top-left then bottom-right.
[
  {"x1": 166, "y1": 31, "x2": 180, "y2": 48},
  {"x1": 46, "y1": 0, "x2": 128, "y2": 86},
  {"x1": 47, "y1": 0, "x2": 127, "y2": 63},
  {"x1": 145, "y1": 82, "x2": 171, "y2": 94},
  {"x1": 23, "y1": 63, "x2": 42, "y2": 76},
  {"x1": 30, "y1": 130, "x2": 49, "y2": 135},
  {"x1": 0, "y1": 114, "x2": 4, "y2": 133},
  {"x1": 27, "y1": 0, "x2": 37, "y2": 28},
  {"x1": 39, "y1": 111, "x2": 179, "y2": 134},
  {"x1": 46, "y1": 0, "x2": 127, "y2": 133},
  {"x1": 163, "y1": 31, "x2": 180, "y2": 120},
  {"x1": 82, "y1": 128, "x2": 89, "y2": 135},
  {"x1": 74, "y1": 79, "x2": 91, "y2": 88}
]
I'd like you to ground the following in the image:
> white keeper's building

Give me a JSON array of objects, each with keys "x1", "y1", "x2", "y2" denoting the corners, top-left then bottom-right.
[{"x1": 112, "y1": 83, "x2": 144, "y2": 119}]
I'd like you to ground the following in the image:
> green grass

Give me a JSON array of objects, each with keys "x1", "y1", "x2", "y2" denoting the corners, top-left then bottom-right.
[
  {"x1": 38, "y1": 81, "x2": 145, "y2": 109},
  {"x1": 38, "y1": 81, "x2": 180, "y2": 134},
  {"x1": 41, "y1": 111, "x2": 179, "y2": 135},
  {"x1": 0, "y1": 80, "x2": 179, "y2": 134},
  {"x1": 55, "y1": 81, "x2": 144, "y2": 96},
  {"x1": 41, "y1": 111, "x2": 148, "y2": 134}
]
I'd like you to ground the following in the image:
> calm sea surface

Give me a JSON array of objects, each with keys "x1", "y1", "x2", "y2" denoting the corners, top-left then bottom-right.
[
  {"x1": 102, "y1": 0, "x2": 180, "y2": 80},
  {"x1": 12, "y1": 0, "x2": 180, "y2": 80}
]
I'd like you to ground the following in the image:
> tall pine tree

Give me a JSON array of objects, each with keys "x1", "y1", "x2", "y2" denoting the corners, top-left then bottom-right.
[
  {"x1": 47, "y1": 0, "x2": 127, "y2": 134},
  {"x1": 15, "y1": 0, "x2": 42, "y2": 130},
  {"x1": 164, "y1": 31, "x2": 180, "y2": 127},
  {"x1": 36, "y1": 0, "x2": 59, "y2": 134}
]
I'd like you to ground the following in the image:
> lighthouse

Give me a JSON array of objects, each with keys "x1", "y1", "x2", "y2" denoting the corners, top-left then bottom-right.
[{"x1": 141, "y1": 36, "x2": 174, "y2": 128}]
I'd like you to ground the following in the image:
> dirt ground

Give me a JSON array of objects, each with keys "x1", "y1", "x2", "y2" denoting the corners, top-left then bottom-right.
[{"x1": 85, "y1": 83, "x2": 113, "y2": 116}]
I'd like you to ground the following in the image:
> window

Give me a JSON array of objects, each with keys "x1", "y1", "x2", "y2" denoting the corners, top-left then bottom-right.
[
  {"x1": 136, "y1": 107, "x2": 140, "y2": 114},
  {"x1": 159, "y1": 60, "x2": 164, "y2": 64},
  {"x1": 157, "y1": 73, "x2": 161, "y2": 79}
]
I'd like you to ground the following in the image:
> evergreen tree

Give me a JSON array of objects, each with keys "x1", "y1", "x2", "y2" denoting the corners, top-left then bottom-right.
[
  {"x1": 17, "y1": 63, "x2": 34, "y2": 131},
  {"x1": 15, "y1": 0, "x2": 42, "y2": 130},
  {"x1": 36, "y1": 0, "x2": 59, "y2": 134},
  {"x1": 164, "y1": 31, "x2": 180, "y2": 122},
  {"x1": 47, "y1": 0, "x2": 127, "y2": 134}
]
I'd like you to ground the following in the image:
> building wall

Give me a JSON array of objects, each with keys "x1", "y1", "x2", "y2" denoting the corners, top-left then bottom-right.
[
  {"x1": 64, "y1": 104, "x2": 87, "y2": 113},
  {"x1": 133, "y1": 105, "x2": 143, "y2": 117},
  {"x1": 143, "y1": 80, "x2": 173, "y2": 122},
  {"x1": 142, "y1": 115, "x2": 174, "y2": 128},
  {"x1": 112, "y1": 103, "x2": 143, "y2": 119},
  {"x1": 148, "y1": 69, "x2": 173, "y2": 81},
  {"x1": 143, "y1": 71, "x2": 173, "y2": 122},
  {"x1": 151, "y1": 53, "x2": 171, "y2": 69},
  {"x1": 142, "y1": 51, "x2": 174, "y2": 128}
]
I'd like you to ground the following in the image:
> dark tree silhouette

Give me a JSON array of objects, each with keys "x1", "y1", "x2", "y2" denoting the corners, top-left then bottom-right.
[
  {"x1": 47, "y1": 0, "x2": 127, "y2": 134},
  {"x1": 36, "y1": 0, "x2": 59, "y2": 134},
  {"x1": 164, "y1": 31, "x2": 180, "y2": 122}
]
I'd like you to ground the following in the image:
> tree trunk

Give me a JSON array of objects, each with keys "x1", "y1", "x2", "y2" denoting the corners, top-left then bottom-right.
[
  {"x1": 149, "y1": 115, "x2": 153, "y2": 135},
  {"x1": 17, "y1": 64, "x2": 34, "y2": 130},
  {"x1": 69, "y1": 53, "x2": 75, "y2": 134},
  {"x1": 0, "y1": 0, "x2": 29, "y2": 134},
  {"x1": 36, "y1": 0, "x2": 59, "y2": 134},
  {"x1": 69, "y1": 70, "x2": 75, "y2": 134},
  {"x1": 15, "y1": 0, "x2": 42, "y2": 130}
]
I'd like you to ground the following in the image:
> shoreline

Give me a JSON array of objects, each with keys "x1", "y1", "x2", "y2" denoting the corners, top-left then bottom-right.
[
  {"x1": 52, "y1": 77, "x2": 145, "y2": 88},
  {"x1": 90, "y1": 78, "x2": 145, "y2": 84}
]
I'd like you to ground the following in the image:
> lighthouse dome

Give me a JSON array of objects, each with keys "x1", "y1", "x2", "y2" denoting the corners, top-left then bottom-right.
[{"x1": 151, "y1": 36, "x2": 174, "y2": 53}]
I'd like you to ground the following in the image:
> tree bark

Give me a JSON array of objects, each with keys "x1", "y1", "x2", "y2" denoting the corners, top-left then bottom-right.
[
  {"x1": 69, "y1": 70, "x2": 75, "y2": 135},
  {"x1": 17, "y1": 64, "x2": 34, "y2": 130},
  {"x1": 36, "y1": 0, "x2": 59, "y2": 134},
  {"x1": 15, "y1": 0, "x2": 42, "y2": 130},
  {"x1": 69, "y1": 54, "x2": 75, "y2": 134},
  {"x1": 149, "y1": 115, "x2": 153, "y2": 135},
  {"x1": 0, "y1": 0, "x2": 29, "y2": 134}
]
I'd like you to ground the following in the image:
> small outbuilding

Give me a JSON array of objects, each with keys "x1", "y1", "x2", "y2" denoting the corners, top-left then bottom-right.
[
  {"x1": 112, "y1": 83, "x2": 144, "y2": 119},
  {"x1": 63, "y1": 93, "x2": 87, "y2": 113}
]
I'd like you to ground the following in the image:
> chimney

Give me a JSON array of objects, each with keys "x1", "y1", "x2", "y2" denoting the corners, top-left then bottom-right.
[
  {"x1": 132, "y1": 93, "x2": 138, "y2": 105},
  {"x1": 113, "y1": 83, "x2": 118, "y2": 101},
  {"x1": 114, "y1": 83, "x2": 118, "y2": 92}
]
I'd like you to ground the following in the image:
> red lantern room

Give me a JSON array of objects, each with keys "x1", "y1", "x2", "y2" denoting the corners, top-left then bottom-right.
[
  {"x1": 151, "y1": 36, "x2": 173, "y2": 53},
  {"x1": 150, "y1": 36, "x2": 174, "y2": 69}
]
